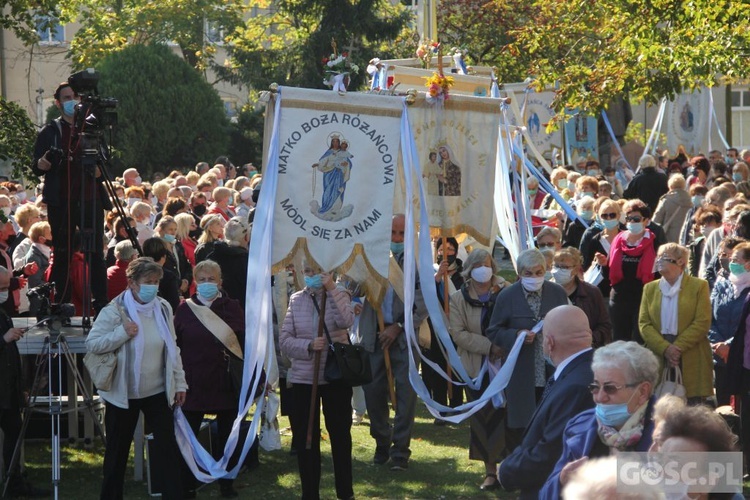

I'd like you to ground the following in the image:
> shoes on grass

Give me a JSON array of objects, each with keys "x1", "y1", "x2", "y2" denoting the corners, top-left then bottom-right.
[
  {"x1": 389, "y1": 458, "x2": 409, "y2": 471},
  {"x1": 480, "y1": 474, "x2": 500, "y2": 491},
  {"x1": 352, "y1": 411, "x2": 365, "y2": 425},
  {"x1": 373, "y1": 446, "x2": 389, "y2": 465}
]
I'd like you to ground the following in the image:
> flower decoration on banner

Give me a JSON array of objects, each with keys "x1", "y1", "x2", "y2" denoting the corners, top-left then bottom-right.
[
  {"x1": 424, "y1": 72, "x2": 453, "y2": 104},
  {"x1": 416, "y1": 40, "x2": 440, "y2": 68},
  {"x1": 322, "y1": 51, "x2": 359, "y2": 93}
]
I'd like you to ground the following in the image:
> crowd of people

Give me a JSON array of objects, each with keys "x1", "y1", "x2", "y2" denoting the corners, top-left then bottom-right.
[{"x1": 3, "y1": 95, "x2": 750, "y2": 499}]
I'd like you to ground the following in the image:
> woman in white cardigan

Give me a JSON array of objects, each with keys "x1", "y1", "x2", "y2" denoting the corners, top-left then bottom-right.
[
  {"x1": 86, "y1": 257, "x2": 187, "y2": 500},
  {"x1": 448, "y1": 249, "x2": 507, "y2": 490}
]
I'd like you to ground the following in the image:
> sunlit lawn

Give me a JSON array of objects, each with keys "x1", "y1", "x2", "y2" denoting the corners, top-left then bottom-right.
[{"x1": 21, "y1": 402, "x2": 518, "y2": 499}]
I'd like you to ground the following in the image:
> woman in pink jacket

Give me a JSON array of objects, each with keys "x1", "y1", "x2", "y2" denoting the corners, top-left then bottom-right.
[{"x1": 279, "y1": 265, "x2": 355, "y2": 500}]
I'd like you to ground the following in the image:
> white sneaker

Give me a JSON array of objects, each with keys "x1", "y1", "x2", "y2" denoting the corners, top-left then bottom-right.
[{"x1": 352, "y1": 411, "x2": 365, "y2": 424}]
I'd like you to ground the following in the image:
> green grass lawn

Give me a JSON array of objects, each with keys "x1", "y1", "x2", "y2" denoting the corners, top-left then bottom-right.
[{"x1": 21, "y1": 402, "x2": 518, "y2": 499}]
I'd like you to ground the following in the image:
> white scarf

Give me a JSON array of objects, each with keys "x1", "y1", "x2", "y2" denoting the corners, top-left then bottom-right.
[
  {"x1": 729, "y1": 272, "x2": 750, "y2": 298},
  {"x1": 122, "y1": 289, "x2": 178, "y2": 397},
  {"x1": 659, "y1": 273, "x2": 683, "y2": 336},
  {"x1": 32, "y1": 241, "x2": 51, "y2": 260}
]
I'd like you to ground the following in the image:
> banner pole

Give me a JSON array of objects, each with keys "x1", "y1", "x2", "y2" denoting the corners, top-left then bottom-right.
[{"x1": 377, "y1": 310, "x2": 397, "y2": 411}]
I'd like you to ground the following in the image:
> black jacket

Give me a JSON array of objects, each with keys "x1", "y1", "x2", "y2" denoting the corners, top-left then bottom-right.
[
  {"x1": 0, "y1": 310, "x2": 23, "y2": 409},
  {"x1": 622, "y1": 168, "x2": 668, "y2": 213}
]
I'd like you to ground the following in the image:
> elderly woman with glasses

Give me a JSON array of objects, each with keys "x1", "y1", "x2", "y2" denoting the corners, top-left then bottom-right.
[
  {"x1": 639, "y1": 243, "x2": 712, "y2": 406},
  {"x1": 486, "y1": 248, "x2": 568, "y2": 454},
  {"x1": 539, "y1": 341, "x2": 659, "y2": 499},
  {"x1": 580, "y1": 199, "x2": 622, "y2": 299},
  {"x1": 596, "y1": 199, "x2": 661, "y2": 343}
]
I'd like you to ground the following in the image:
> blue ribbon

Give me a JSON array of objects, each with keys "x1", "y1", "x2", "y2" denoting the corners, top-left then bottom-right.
[{"x1": 601, "y1": 110, "x2": 632, "y2": 171}]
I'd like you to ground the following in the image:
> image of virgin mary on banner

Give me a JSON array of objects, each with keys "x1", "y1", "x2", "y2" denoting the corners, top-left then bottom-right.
[
  {"x1": 268, "y1": 87, "x2": 403, "y2": 297},
  {"x1": 406, "y1": 94, "x2": 500, "y2": 245}
]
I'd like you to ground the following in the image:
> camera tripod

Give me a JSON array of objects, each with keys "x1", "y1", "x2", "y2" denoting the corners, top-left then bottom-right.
[{"x1": 2, "y1": 319, "x2": 106, "y2": 500}]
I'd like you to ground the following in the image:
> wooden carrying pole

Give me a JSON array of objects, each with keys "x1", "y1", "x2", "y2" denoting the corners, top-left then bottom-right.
[
  {"x1": 306, "y1": 291, "x2": 327, "y2": 449},
  {"x1": 377, "y1": 310, "x2": 398, "y2": 411},
  {"x1": 441, "y1": 237, "x2": 453, "y2": 400}
]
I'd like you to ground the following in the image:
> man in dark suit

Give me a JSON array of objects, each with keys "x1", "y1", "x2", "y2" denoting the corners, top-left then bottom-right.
[{"x1": 497, "y1": 305, "x2": 595, "y2": 499}]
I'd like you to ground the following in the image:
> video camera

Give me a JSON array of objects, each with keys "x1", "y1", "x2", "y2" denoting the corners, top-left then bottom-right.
[
  {"x1": 26, "y1": 282, "x2": 76, "y2": 327},
  {"x1": 68, "y1": 68, "x2": 118, "y2": 131}
]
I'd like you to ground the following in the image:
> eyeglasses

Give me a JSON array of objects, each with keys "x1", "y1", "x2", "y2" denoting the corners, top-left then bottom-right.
[
  {"x1": 625, "y1": 216, "x2": 643, "y2": 223},
  {"x1": 600, "y1": 212, "x2": 618, "y2": 220},
  {"x1": 657, "y1": 257, "x2": 677, "y2": 265},
  {"x1": 588, "y1": 382, "x2": 639, "y2": 395}
]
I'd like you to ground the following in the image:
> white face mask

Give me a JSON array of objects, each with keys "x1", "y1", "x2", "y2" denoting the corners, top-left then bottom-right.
[
  {"x1": 470, "y1": 266, "x2": 493, "y2": 283},
  {"x1": 134, "y1": 176, "x2": 142, "y2": 185},
  {"x1": 0, "y1": 291, "x2": 9, "y2": 304},
  {"x1": 700, "y1": 226, "x2": 714, "y2": 239},
  {"x1": 1, "y1": 207, "x2": 11, "y2": 218},
  {"x1": 521, "y1": 276, "x2": 545, "y2": 292},
  {"x1": 551, "y1": 267, "x2": 574, "y2": 285}
]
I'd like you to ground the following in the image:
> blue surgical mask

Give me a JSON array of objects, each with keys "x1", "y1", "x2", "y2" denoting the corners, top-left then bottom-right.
[
  {"x1": 137, "y1": 284, "x2": 159, "y2": 303},
  {"x1": 163, "y1": 234, "x2": 176, "y2": 244},
  {"x1": 197, "y1": 282, "x2": 219, "y2": 300},
  {"x1": 627, "y1": 222, "x2": 644, "y2": 234},
  {"x1": 556, "y1": 179, "x2": 567, "y2": 189},
  {"x1": 733, "y1": 173, "x2": 743, "y2": 183},
  {"x1": 580, "y1": 210, "x2": 594, "y2": 221},
  {"x1": 602, "y1": 219, "x2": 620, "y2": 230},
  {"x1": 304, "y1": 275, "x2": 323, "y2": 289},
  {"x1": 729, "y1": 262, "x2": 746, "y2": 277},
  {"x1": 582, "y1": 191, "x2": 595, "y2": 198},
  {"x1": 62, "y1": 100, "x2": 77, "y2": 117},
  {"x1": 691, "y1": 195, "x2": 704, "y2": 207},
  {"x1": 0, "y1": 291, "x2": 9, "y2": 304},
  {"x1": 587, "y1": 169, "x2": 599, "y2": 177},
  {"x1": 595, "y1": 402, "x2": 632, "y2": 427},
  {"x1": 390, "y1": 241, "x2": 404, "y2": 255}
]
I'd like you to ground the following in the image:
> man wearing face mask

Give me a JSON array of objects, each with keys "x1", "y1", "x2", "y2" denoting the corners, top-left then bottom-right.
[
  {"x1": 29, "y1": 81, "x2": 112, "y2": 313},
  {"x1": 497, "y1": 305, "x2": 594, "y2": 499},
  {"x1": 359, "y1": 214, "x2": 428, "y2": 471},
  {"x1": 486, "y1": 248, "x2": 568, "y2": 454}
]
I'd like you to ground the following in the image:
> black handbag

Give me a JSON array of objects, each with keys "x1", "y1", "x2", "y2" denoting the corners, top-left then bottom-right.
[{"x1": 311, "y1": 295, "x2": 372, "y2": 387}]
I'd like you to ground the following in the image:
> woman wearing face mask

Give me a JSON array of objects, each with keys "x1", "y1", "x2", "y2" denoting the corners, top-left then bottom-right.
[
  {"x1": 447, "y1": 249, "x2": 507, "y2": 490},
  {"x1": 155, "y1": 216, "x2": 192, "y2": 299},
  {"x1": 706, "y1": 238, "x2": 748, "y2": 408},
  {"x1": 540, "y1": 341, "x2": 659, "y2": 499},
  {"x1": 174, "y1": 260, "x2": 246, "y2": 498},
  {"x1": 639, "y1": 243, "x2": 713, "y2": 405},
  {"x1": 86, "y1": 257, "x2": 188, "y2": 500},
  {"x1": 486, "y1": 248, "x2": 568, "y2": 452},
  {"x1": 552, "y1": 248, "x2": 611, "y2": 348},
  {"x1": 543, "y1": 167, "x2": 573, "y2": 209},
  {"x1": 581, "y1": 199, "x2": 622, "y2": 299},
  {"x1": 563, "y1": 195, "x2": 595, "y2": 249},
  {"x1": 679, "y1": 183, "x2": 709, "y2": 246},
  {"x1": 732, "y1": 162, "x2": 750, "y2": 184},
  {"x1": 279, "y1": 264, "x2": 355, "y2": 500},
  {"x1": 596, "y1": 199, "x2": 660, "y2": 343},
  {"x1": 652, "y1": 174, "x2": 693, "y2": 243}
]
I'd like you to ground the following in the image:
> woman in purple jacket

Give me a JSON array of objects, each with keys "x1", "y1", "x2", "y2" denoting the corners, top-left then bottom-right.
[
  {"x1": 174, "y1": 260, "x2": 245, "y2": 498},
  {"x1": 279, "y1": 264, "x2": 354, "y2": 500}
]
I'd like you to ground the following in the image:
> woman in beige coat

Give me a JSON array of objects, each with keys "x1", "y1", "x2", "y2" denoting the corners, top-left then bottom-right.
[
  {"x1": 448, "y1": 249, "x2": 507, "y2": 490},
  {"x1": 653, "y1": 174, "x2": 692, "y2": 243}
]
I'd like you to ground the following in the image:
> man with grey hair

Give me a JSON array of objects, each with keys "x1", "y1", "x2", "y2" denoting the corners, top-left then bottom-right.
[
  {"x1": 122, "y1": 168, "x2": 142, "y2": 188},
  {"x1": 623, "y1": 154, "x2": 668, "y2": 213},
  {"x1": 487, "y1": 248, "x2": 568, "y2": 453},
  {"x1": 498, "y1": 305, "x2": 594, "y2": 499},
  {"x1": 204, "y1": 217, "x2": 249, "y2": 306},
  {"x1": 0, "y1": 265, "x2": 48, "y2": 496}
]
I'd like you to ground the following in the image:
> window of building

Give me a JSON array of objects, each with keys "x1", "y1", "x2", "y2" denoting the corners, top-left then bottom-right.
[
  {"x1": 35, "y1": 16, "x2": 65, "y2": 44},
  {"x1": 731, "y1": 87, "x2": 750, "y2": 150},
  {"x1": 206, "y1": 20, "x2": 225, "y2": 45}
]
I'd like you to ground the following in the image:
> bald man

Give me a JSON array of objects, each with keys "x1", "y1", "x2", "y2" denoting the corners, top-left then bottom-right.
[{"x1": 497, "y1": 305, "x2": 595, "y2": 499}]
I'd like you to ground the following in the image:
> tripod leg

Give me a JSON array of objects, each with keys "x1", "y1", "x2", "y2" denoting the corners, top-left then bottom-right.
[
  {"x1": 58, "y1": 337, "x2": 106, "y2": 446},
  {"x1": 2, "y1": 340, "x2": 50, "y2": 498}
]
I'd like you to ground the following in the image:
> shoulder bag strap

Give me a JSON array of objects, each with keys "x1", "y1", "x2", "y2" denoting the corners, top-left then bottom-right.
[
  {"x1": 185, "y1": 298, "x2": 243, "y2": 359},
  {"x1": 310, "y1": 293, "x2": 349, "y2": 347}
]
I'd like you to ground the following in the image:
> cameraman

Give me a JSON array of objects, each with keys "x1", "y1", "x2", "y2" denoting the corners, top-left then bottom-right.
[{"x1": 30, "y1": 82, "x2": 111, "y2": 313}]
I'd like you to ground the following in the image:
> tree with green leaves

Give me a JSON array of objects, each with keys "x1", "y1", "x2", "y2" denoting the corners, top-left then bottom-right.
[
  {"x1": 0, "y1": 98, "x2": 36, "y2": 180},
  {"x1": 1, "y1": 0, "x2": 61, "y2": 45},
  {"x1": 509, "y1": 0, "x2": 750, "y2": 122},
  {"x1": 61, "y1": 0, "x2": 245, "y2": 72},
  {"x1": 96, "y1": 43, "x2": 229, "y2": 175},
  {"x1": 220, "y1": 0, "x2": 415, "y2": 91}
]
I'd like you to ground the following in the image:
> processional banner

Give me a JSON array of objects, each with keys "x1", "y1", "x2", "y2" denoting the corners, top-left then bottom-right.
[
  {"x1": 406, "y1": 95, "x2": 501, "y2": 246},
  {"x1": 666, "y1": 90, "x2": 708, "y2": 156},
  {"x1": 267, "y1": 87, "x2": 403, "y2": 296}
]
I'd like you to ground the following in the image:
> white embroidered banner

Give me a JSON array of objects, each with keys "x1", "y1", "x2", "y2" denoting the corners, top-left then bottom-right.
[
  {"x1": 666, "y1": 89, "x2": 708, "y2": 155},
  {"x1": 269, "y1": 87, "x2": 403, "y2": 286},
  {"x1": 506, "y1": 89, "x2": 562, "y2": 159},
  {"x1": 406, "y1": 95, "x2": 500, "y2": 245}
]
